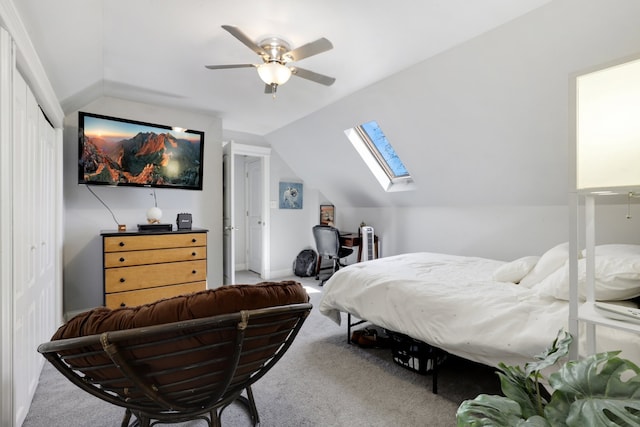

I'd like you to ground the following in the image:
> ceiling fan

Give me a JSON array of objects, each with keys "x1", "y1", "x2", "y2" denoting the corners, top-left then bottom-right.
[{"x1": 205, "y1": 25, "x2": 336, "y2": 95}]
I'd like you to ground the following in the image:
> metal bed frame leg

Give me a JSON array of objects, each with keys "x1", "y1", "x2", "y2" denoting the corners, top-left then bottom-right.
[
  {"x1": 432, "y1": 356, "x2": 438, "y2": 394},
  {"x1": 347, "y1": 312, "x2": 444, "y2": 395},
  {"x1": 346, "y1": 313, "x2": 366, "y2": 344},
  {"x1": 430, "y1": 347, "x2": 448, "y2": 394}
]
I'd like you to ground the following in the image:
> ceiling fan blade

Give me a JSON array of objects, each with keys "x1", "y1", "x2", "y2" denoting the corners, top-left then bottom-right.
[
  {"x1": 205, "y1": 64, "x2": 257, "y2": 70},
  {"x1": 284, "y1": 38, "x2": 333, "y2": 62},
  {"x1": 290, "y1": 67, "x2": 336, "y2": 86},
  {"x1": 221, "y1": 25, "x2": 268, "y2": 57}
]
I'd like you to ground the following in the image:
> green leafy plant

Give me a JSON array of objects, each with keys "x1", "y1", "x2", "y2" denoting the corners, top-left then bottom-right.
[{"x1": 456, "y1": 330, "x2": 640, "y2": 426}]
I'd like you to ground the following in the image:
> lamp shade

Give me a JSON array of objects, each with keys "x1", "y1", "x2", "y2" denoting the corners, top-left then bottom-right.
[
  {"x1": 577, "y1": 57, "x2": 640, "y2": 190},
  {"x1": 257, "y1": 62, "x2": 292, "y2": 85}
]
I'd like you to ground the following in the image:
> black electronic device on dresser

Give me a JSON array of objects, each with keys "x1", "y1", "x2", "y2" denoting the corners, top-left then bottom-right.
[
  {"x1": 138, "y1": 223, "x2": 173, "y2": 232},
  {"x1": 177, "y1": 213, "x2": 193, "y2": 229}
]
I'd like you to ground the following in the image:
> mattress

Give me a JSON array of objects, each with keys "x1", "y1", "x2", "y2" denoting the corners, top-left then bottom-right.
[{"x1": 319, "y1": 252, "x2": 640, "y2": 369}]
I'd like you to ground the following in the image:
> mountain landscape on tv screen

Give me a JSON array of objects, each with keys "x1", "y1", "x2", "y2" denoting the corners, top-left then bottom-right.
[{"x1": 81, "y1": 131, "x2": 201, "y2": 187}]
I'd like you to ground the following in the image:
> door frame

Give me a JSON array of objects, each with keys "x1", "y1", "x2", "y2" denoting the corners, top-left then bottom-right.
[
  {"x1": 245, "y1": 157, "x2": 263, "y2": 273},
  {"x1": 223, "y1": 142, "x2": 271, "y2": 280},
  {"x1": 0, "y1": 26, "x2": 15, "y2": 425},
  {"x1": 222, "y1": 146, "x2": 235, "y2": 285}
]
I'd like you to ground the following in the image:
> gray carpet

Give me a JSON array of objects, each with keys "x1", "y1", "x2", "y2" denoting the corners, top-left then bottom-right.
[{"x1": 24, "y1": 273, "x2": 501, "y2": 427}]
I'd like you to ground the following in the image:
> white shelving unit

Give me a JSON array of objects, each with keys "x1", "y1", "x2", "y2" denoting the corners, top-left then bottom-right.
[
  {"x1": 569, "y1": 54, "x2": 640, "y2": 359},
  {"x1": 569, "y1": 190, "x2": 640, "y2": 359}
]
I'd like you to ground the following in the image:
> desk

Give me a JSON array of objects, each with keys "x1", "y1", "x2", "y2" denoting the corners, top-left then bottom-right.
[{"x1": 339, "y1": 232, "x2": 379, "y2": 262}]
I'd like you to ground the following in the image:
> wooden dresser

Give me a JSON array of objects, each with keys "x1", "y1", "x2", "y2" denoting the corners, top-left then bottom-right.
[{"x1": 101, "y1": 229, "x2": 208, "y2": 309}]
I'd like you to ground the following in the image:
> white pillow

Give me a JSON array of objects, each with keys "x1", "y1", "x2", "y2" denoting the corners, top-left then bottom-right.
[
  {"x1": 519, "y1": 242, "x2": 572, "y2": 288},
  {"x1": 492, "y1": 256, "x2": 540, "y2": 283},
  {"x1": 536, "y1": 255, "x2": 640, "y2": 301}
]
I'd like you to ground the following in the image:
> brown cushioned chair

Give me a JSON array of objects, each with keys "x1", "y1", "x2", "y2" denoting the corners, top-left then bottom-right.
[{"x1": 38, "y1": 281, "x2": 311, "y2": 427}]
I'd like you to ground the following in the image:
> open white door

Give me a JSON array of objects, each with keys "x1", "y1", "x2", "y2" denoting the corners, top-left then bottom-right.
[
  {"x1": 247, "y1": 158, "x2": 263, "y2": 273},
  {"x1": 222, "y1": 144, "x2": 235, "y2": 285},
  {"x1": 222, "y1": 142, "x2": 271, "y2": 281}
]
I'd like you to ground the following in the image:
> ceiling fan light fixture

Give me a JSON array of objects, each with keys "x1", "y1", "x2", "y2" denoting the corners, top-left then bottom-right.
[{"x1": 257, "y1": 62, "x2": 292, "y2": 85}]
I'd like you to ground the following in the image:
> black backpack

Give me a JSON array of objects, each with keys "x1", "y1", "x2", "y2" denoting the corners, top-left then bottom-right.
[{"x1": 293, "y1": 249, "x2": 317, "y2": 277}]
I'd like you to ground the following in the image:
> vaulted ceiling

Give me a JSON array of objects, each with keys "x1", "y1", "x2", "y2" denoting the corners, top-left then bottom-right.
[
  {"x1": 19, "y1": 0, "x2": 638, "y2": 211},
  {"x1": 14, "y1": 0, "x2": 551, "y2": 136}
]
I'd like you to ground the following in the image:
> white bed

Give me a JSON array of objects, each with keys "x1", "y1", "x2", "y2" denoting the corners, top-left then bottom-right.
[{"x1": 319, "y1": 244, "x2": 640, "y2": 370}]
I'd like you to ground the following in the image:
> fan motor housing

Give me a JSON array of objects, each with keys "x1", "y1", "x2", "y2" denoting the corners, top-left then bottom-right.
[{"x1": 259, "y1": 37, "x2": 291, "y2": 62}]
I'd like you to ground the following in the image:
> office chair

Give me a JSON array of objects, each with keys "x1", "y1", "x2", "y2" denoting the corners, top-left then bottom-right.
[{"x1": 313, "y1": 225, "x2": 354, "y2": 285}]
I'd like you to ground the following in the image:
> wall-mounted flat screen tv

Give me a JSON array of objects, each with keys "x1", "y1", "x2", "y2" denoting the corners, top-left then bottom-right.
[{"x1": 78, "y1": 112, "x2": 204, "y2": 190}]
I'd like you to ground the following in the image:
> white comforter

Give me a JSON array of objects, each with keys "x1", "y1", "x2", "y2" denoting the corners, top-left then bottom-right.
[{"x1": 319, "y1": 252, "x2": 639, "y2": 369}]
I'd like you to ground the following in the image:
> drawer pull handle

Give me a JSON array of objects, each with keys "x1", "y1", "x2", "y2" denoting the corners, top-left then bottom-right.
[
  {"x1": 192, "y1": 238, "x2": 197, "y2": 243},
  {"x1": 192, "y1": 252, "x2": 197, "y2": 256},
  {"x1": 120, "y1": 303, "x2": 126, "y2": 307},
  {"x1": 119, "y1": 242, "x2": 125, "y2": 247},
  {"x1": 119, "y1": 257, "x2": 125, "y2": 262},
  {"x1": 120, "y1": 278, "x2": 125, "y2": 283},
  {"x1": 192, "y1": 270, "x2": 197, "y2": 274}
]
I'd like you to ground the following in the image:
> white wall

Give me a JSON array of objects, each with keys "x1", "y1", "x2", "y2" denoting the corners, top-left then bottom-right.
[
  {"x1": 265, "y1": 0, "x2": 640, "y2": 260},
  {"x1": 269, "y1": 0, "x2": 640, "y2": 208},
  {"x1": 63, "y1": 97, "x2": 222, "y2": 315},
  {"x1": 268, "y1": 149, "x2": 321, "y2": 276},
  {"x1": 337, "y1": 203, "x2": 640, "y2": 261}
]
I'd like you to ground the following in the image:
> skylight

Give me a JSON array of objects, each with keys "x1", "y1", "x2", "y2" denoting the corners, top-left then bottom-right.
[{"x1": 345, "y1": 120, "x2": 415, "y2": 192}]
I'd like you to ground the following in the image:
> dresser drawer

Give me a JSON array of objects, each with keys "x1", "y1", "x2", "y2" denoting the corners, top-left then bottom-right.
[
  {"x1": 105, "y1": 260, "x2": 207, "y2": 293},
  {"x1": 104, "y1": 246, "x2": 207, "y2": 268},
  {"x1": 101, "y1": 229, "x2": 208, "y2": 308},
  {"x1": 104, "y1": 233, "x2": 206, "y2": 252},
  {"x1": 105, "y1": 282, "x2": 206, "y2": 309}
]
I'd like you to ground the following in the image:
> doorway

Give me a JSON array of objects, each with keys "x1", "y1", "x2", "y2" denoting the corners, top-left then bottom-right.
[{"x1": 222, "y1": 142, "x2": 271, "y2": 284}]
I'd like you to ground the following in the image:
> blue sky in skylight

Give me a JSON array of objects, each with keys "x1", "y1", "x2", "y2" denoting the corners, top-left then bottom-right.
[{"x1": 360, "y1": 121, "x2": 409, "y2": 177}]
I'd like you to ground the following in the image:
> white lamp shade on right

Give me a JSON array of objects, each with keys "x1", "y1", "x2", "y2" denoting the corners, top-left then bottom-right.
[{"x1": 577, "y1": 57, "x2": 640, "y2": 190}]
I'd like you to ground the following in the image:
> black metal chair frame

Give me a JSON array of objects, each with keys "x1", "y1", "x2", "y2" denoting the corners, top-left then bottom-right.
[{"x1": 38, "y1": 303, "x2": 312, "y2": 427}]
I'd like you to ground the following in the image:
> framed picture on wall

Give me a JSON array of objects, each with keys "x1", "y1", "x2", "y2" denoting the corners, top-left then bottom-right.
[
  {"x1": 279, "y1": 181, "x2": 303, "y2": 209},
  {"x1": 320, "y1": 204, "x2": 335, "y2": 226}
]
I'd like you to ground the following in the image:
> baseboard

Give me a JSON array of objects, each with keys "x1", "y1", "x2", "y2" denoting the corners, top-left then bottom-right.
[{"x1": 270, "y1": 268, "x2": 295, "y2": 278}]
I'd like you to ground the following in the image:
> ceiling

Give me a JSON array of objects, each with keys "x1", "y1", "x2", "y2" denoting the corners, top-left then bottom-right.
[{"x1": 14, "y1": 0, "x2": 550, "y2": 136}]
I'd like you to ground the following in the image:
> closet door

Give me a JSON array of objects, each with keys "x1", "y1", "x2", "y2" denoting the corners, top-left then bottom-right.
[{"x1": 12, "y1": 70, "x2": 57, "y2": 426}]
